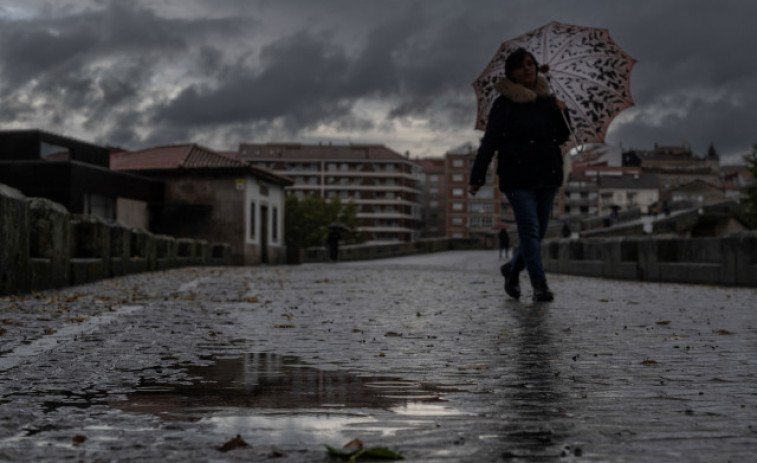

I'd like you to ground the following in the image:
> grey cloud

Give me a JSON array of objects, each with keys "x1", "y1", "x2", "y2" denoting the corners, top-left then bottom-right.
[
  {"x1": 153, "y1": 31, "x2": 354, "y2": 131},
  {"x1": 1, "y1": 0, "x2": 756, "y2": 157}
]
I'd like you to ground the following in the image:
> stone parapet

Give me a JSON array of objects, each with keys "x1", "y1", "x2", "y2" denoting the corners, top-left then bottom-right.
[
  {"x1": 542, "y1": 232, "x2": 757, "y2": 287},
  {"x1": 29, "y1": 198, "x2": 71, "y2": 290},
  {"x1": 304, "y1": 237, "x2": 486, "y2": 263},
  {"x1": 0, "y1": 184, "x2": 30, "y2": 294},
  {"x1": 0, "y1": 183, "x2": 233, "y2": 296}
]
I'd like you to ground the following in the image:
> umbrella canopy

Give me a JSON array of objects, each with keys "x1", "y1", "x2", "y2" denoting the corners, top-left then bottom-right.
[
  {"x1": 473, "y1": 21, "x2": 636, "y2": 148},
  {"x1": 328, "y1": 222, "x2": 351, "y2": 232}
]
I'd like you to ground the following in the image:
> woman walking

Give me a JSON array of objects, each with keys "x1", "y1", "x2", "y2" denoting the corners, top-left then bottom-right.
[{"x1": 469, "y1": 48, "x2": 571, "y2": 302}]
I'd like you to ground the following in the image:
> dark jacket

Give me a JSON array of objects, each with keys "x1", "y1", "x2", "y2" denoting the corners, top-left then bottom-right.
[{"x1": 470, "y1": 76, "x2": 571, "y2": 191}]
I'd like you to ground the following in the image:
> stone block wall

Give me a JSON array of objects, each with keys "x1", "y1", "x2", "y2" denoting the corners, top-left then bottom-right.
[
  {"x1": 0, "y1": 183, "x2": 234, "y2": 296},
  {"x1": 304, "y1": 237, "x2": 486, "y2": 263},
  {"x1": 542, "y1": 232, "x2": 757, "y2": 287}
]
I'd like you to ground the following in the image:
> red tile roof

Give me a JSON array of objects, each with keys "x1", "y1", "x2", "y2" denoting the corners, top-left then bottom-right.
[
  {"x1": 110, "y1": 144, "x2": 246, "y2": 171},
  {"x1": 110, "y1": 144, "x2": 294, "y2": 185}
]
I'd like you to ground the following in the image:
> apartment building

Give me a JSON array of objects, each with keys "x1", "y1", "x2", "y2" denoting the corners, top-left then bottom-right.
[
  {"x1": 236, "y1": 143, "x2": 422, "y2": 243},
  {"x1": 444, "y1": 144, "x2": 511, "y2": 239},
  {"x1": 415, "y1": 158, "x2": 447, "y2": 238}
]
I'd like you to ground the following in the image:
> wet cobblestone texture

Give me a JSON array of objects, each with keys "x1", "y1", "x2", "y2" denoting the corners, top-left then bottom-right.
[{"x1": 0, "y1": 250, "x2": 755, "y2": 462}]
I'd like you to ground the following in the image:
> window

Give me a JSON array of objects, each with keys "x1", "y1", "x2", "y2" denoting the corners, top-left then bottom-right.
[
  {"x1": 469, "y1": 202, "x2": 494, "y2": 213},
  {"x1": 249, "y1": 201, "x2": 256, "y2": 239},
  {"x1": 272, "y1": 207, "x2": 278, "y2": 241},
  {"x1": 452, "y1": 159, "x2": 464, "y2": 167},
  {"x1": 429, "y1": 175, "x2": 439, "y2": 182},
  {"x1": 452, "y1": 174, "x2": 464, "y2": 182},
  {"x1": 452, "y1": 188, "x2": 464, "y2": 197},
  {"x1": 452, "y1": 217, "x2": 464, "y2": 225},
  {"x1": 469, "y1": 216, "x2": 493, "y2": 227},
  {"x1": 452, "y1": 202, "x2": 463, "y2": 211}
]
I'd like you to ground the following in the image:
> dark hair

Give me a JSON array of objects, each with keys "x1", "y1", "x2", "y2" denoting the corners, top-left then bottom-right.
[{"x1": 505, "y1": 48, "x2": 538, "y2": 80}]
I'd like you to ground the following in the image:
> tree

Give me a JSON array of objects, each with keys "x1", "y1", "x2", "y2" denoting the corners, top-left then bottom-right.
[
  {"x1": 285, "y1": 194, "x2": 361, "y2": 252},
  {"x1": 742, "y1": 143, "x2": 757, "y2": 228}
]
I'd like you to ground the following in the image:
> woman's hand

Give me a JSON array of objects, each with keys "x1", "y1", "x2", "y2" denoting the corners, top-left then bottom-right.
[
  {"x1": 469, "y1": 184, "x2": 481, "y2": 196},
  {"x1": 555, "y1": 99, "x2": 567, "y2": 112}
]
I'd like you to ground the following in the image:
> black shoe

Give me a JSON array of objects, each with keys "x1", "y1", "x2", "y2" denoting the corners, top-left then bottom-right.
[
  {"x1": 500, "y1": 262, "x2": 521, "y2": 299},
  {"x1": 532, "y1": 282, "x2": 554, "y2": 302}
]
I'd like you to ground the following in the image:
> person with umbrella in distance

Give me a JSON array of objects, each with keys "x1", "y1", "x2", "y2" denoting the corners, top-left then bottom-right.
[{"x1": 469, "y1": 47, "x2": 571, "y2": 302}]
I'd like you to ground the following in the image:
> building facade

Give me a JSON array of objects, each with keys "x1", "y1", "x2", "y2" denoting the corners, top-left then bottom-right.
[
  {"x1": 415, "y1": 158, "x2": 447, "y2": 238},
  {"x1": 111, "y1": 144, "x2": 292, "y2": 265},
  {"x1": 236, "y1": 143, "x2": 422, "y2": 243},
  {"x1": 597, "y1": 173, "x2": 659, "y2": 215},
  {"x1": 622, "y1": 144, "x2": 721, "y2": 203},
  {"x1": 0, "y1": 130, "x2": 162, "y2": 226},
  {"x1": 443, "y1": 144, "x2": 512, "y2": 240}
]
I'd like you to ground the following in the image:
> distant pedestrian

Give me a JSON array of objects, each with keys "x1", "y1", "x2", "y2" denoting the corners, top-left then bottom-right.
[
  {"x1": 498, "y1": 229, "x2": 511, "y2": 259},
  {"x1": 561, "y1": 221, "x2": 571, "y2": 238},
  {"x1": 469, "y1": 47, "x2": 571, "y2": 302},
  {"x1": 327, "y1": 230, "x2": 340, "y2": 262}
]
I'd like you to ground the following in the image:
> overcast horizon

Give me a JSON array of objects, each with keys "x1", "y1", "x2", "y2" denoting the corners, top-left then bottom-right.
[{"x1": 1, "y1": 0, "x2": 754, "y2": 163}]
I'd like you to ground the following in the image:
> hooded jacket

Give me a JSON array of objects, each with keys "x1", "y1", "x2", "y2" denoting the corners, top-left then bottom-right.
[{"x1": 470, "y1": 76, "x2": 571, "y2": 190}]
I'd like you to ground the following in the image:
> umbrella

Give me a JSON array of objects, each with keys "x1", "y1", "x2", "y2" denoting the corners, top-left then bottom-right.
[
  {"x1": 473, "y1": 21, "x2": 636, "y2": 149},
  {"x1": 328, "y1": 222, "x2": 350, "y2": 232}
]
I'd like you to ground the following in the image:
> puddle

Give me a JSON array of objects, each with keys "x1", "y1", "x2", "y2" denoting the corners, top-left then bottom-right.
[{"x1": 115, "y1": 353, "x2": 463, "y2": 446}]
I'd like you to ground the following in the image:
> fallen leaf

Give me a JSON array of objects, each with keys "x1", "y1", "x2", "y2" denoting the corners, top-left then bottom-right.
[
  {"x1": 345, "y1": 439, "x2": 363, "y2": 450},
  {"x1": 384, "y1": 332, "x2": 402, "y2": 337},
  {"x1": 44, "y1": 328, "x2": 56, "y2": 335},
  {"x1": 219, "y1": 434, "x2": 249, "y2": 452},
  {"x1": 714, "y1": 329, "x2": 731, "y2": 335},
  {"x1": 641, "y1": 359, "x2": 658, "y2": 366},
  {"x1": 274, "y1": 324, "x2": 296, "y2": 329},
  {"x1": 246, "y1": 297, "x2": 259, "y2": 303},
  {"x1": 72, "y1": 435, "x2": 86, "y2": 446},
  {"x1": 656, "y1": 321, "x2": 671, "y2": 326}
]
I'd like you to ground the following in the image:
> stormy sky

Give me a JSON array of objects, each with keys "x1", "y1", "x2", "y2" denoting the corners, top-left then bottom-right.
[{"x1": 0, "y1": 0, "x2": 754, "y2": 162}]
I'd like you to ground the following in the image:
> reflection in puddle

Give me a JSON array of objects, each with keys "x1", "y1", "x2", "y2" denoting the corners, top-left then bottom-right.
[{"x1": 115, "y1": 353, "x2": 462, "y2": 446}]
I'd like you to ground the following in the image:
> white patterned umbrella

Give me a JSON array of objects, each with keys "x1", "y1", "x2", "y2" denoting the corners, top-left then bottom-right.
[{"x1": 473, "y1": 21, "x2": 636, "y2": 148}]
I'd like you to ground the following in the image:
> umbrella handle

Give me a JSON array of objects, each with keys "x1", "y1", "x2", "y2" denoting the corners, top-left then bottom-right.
[
  {"x1": 561, "y1": 110, "x2": 583, "y2": 154},
  {"x1": 546, "y1": 72, "x2": 583, "y2": 154}
]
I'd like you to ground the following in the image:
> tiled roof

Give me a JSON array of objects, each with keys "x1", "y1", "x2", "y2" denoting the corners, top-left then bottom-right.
[
  {"x1": 237, "y1": 143, "x2": 411, "y2": 162},
  {"x1": 598, "y1": 173, "x2": 659, "y2": 190},
  {"x1": 110, "y1": 144, "x2": 293, "y2": 186},
  {"x1": 111, "y1": 144, "x2": 247, "y2": 171}
]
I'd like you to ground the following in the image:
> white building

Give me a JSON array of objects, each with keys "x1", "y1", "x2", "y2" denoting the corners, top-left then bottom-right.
[{"x1": 236, "y1": 143, "x2": 422, "y2": 243}]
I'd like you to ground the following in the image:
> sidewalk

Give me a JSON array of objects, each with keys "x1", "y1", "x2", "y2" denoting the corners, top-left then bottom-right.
[{"x1": 0, "y1": 250, "x2": 755, "y2": 461}]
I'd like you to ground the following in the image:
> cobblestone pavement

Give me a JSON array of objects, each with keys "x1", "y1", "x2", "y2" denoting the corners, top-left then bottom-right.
[{"x1": 0, "y1": 250, "x2": 755, "y2": 462}]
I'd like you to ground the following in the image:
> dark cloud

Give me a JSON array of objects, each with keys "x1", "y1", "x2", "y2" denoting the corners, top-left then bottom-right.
[{"x1": 0, "y1": 0, "x2": 755, "y2": 157}]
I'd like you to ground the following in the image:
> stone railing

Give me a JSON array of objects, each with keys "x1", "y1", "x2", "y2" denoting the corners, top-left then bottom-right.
[
  {"x1": 542, "y1": 233, "x2": 757, "y2": 287},
  {"x1": 1, "y1": 184, "x2": 232, "y2": 296},
  {"x1": 304, "y1": 237, "x2": 487, "y2": 263}
]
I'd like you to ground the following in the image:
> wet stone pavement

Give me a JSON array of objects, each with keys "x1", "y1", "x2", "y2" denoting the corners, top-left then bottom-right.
[{"x1": 0, "y1": 250, "x2": 755, "y2": 462}]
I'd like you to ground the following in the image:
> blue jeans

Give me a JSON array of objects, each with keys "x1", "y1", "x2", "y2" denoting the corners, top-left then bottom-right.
[{"x1": 504, "y1": 187, "x2": 557, "y2": 287}]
